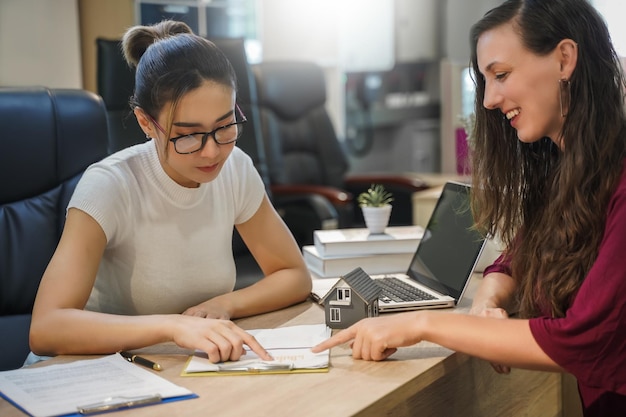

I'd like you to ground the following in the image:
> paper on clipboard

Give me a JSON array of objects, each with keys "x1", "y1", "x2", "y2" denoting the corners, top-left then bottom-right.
[
  {"x1": 0, "y1": 354, "x2": 195, "y2": 417},
  {"x1": 182, "y1": 324, "x2": 331, "y2": 376}
]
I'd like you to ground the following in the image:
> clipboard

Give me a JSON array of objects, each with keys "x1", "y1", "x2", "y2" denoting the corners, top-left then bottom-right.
[{"x1": 0, "y1": 354, "x2": 197, "y2": 417}]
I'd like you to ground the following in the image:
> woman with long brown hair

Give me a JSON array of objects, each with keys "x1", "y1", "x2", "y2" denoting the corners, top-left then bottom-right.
[{"x1": 314, "y1": 1, "x2": 626, "y2": 414}]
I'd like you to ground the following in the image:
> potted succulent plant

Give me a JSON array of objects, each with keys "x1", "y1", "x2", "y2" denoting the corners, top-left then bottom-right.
[{"x1": 357, "y1": 184, "x2": 394, "y2": 234}]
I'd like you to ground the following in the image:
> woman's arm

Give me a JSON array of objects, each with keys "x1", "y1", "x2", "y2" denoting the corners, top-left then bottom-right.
[
  {"x1": 470, "y1": 271, "x2": 518, "y2": 315},
  {"x1": 467, "y1": 271, "x2": 518, "y2": 373},
  {"x1": 184, "y1": 196, "x2": 312, "y2": 319},
  {"x1": 312, "y1": 310, "x2": 562, "y2": 372},
  {"x1": 312, "y1": 262, "x2": 557, "y2": 372},
  {"x1": 30, "y1": 208, "x2": 270, "y2": 363}
]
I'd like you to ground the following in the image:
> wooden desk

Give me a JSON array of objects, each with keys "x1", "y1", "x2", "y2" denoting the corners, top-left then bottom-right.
[{"x1": 0, "y1": 276, "x2": 569, "y2": 417}]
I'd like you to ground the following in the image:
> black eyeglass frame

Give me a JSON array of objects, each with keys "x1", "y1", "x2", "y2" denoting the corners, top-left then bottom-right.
[{"x1": 149, "y1": 104, "x2": 247, "y2": 155}]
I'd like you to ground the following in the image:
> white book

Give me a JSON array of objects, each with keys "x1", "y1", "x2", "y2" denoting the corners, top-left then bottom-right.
[
  {"x1": 313, "y1": 225, "x2": 423, "y2": 257},
  {"x1": 303, "y1": 245, "x2": 414, "y2": 278}
]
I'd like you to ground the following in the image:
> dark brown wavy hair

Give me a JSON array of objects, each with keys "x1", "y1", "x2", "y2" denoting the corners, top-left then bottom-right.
[{"x1": 469, "y1": 0, "x2": 626, "y2": 318}]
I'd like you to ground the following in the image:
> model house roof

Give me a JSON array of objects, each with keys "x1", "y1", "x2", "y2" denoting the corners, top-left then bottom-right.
[{"x1": 322, "y1": 267, "x2": 381, "y2": 303}]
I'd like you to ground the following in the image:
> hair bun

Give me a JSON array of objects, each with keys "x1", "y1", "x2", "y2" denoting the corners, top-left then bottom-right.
[{"x1": 122, "y1": 20, "x2": 193, "y2": 68}]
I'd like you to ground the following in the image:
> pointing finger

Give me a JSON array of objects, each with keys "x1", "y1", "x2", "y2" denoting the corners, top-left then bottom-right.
[{"x1": 311, "y1": 328, "x2": 356, "y2": 353}]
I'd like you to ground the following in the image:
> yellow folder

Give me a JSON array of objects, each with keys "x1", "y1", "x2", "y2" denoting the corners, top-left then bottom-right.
[{"x1": 180, "y1": 324, "x2": 330, "y2": 377}]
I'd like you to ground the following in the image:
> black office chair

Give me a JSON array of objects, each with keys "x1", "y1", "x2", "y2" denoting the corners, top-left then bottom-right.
[
  {"x1": 96, "y1": 38, "x2": 148, "y2": 153},
  {"x1": 0, "y1": 87, "x2": 110, "y2": 370},
  {"x1": 213, "y1": 40, "x2": 340, "y2": 250},
  {"x1": 252, "y1": 60, "x2": 429, "y2": 245}
]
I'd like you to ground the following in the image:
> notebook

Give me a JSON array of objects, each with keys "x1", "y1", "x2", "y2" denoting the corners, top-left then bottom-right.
[{"x1": 311, "y1": 181, "x2": 487, "y2": 312}]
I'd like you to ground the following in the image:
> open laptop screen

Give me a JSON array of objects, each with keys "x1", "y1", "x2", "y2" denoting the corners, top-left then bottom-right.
[{"x1": 406, "y1": 182, "x2": 486, "y2": 300}]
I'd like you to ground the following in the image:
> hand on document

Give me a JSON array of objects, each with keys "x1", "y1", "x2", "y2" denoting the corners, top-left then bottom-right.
[
  {"x1": 172, "y1": 315, "x2": 273, "y2": 363},
  {"x1": 183, "y1": 324, "x2": 332, "y2": 375}
]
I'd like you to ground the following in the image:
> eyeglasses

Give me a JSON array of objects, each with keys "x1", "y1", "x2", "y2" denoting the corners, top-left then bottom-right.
[{"x1": 149, "y1": 105, "x2": 247, "y2": 154}]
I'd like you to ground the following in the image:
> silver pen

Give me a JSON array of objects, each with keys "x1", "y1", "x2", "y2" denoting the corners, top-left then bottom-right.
[{"x1": 77, "y1": 394, "x2": 162, "y2": 414}]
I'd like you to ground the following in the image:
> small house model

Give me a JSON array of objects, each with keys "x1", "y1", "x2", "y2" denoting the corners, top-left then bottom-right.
[{"x1": 321, "y1": 267, "x2": 382, "y2": 329}]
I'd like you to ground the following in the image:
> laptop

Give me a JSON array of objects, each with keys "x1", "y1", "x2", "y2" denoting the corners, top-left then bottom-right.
[
  {"x1": 375, "y1": 181, "x2": 487, "y2": 311},
  {"x1": 311, "y1": 181, "x2": 487, "y2": 312}
]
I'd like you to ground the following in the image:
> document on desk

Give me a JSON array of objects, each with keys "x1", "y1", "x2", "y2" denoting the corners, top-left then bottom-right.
[
  {"x1": 182, "y1": 324, "x2": 331, "y2": 376},
  {"x1": 0, "y1": 353, "x2": 196, "y2": 417}
]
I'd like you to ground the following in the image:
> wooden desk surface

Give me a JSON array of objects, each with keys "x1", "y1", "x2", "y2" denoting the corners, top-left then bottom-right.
[{"x1": 0, "y1": 276, "x2": 564, "y2": 417}]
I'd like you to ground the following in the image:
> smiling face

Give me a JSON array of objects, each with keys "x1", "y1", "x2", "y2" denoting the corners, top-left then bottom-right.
[
  {"x1": 138, "y1": 80, "x2": 237, "y2": 188},
  {"x1": 477, "y1": 23, "x2": 567, "y2": 145}
]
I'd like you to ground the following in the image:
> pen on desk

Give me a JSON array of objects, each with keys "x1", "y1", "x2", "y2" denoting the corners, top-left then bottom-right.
[
  {"x1": 77, "y1": 394, "x2": 163, "y2": 415},
  {"x1": 119, "y1": 351, "x2": 162, "y2": 371}
]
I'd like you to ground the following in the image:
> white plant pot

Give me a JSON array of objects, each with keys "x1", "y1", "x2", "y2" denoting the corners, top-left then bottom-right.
[{"x1": 361, "y1": 205, "x2": 392, "y2": 234}]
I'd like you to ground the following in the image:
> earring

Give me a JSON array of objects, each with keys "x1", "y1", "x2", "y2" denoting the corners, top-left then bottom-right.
[
  {"x1": 559, "y1": 78, "x2": 571, "y2": 117},
  {"x1": 145, "y1": 133, "x2": 151, "y2": 139}
]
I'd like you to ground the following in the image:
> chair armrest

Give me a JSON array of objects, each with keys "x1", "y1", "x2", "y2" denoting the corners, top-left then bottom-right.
[
  {"x1": 344, "y1": 173, "x2": 429, "y2": 192},
  {"x1": 273, "y1": 193, "x2": 340, "y2": 230},
  {"x1": 271, "y1": 184, "x2": 353, "y2": 206}
]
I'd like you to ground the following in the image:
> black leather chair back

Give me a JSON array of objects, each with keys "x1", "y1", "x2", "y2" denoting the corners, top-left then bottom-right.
[
  {"x1": 0, "y1": 87, "x2": 109, "y2": 370},
  {"x1": 96, "y1": 38, "x2": 147, "y2": 153},
  {"x1": 251, "y1": 61, "x2": 354, "y2": 239},
  {"x1": 252, "y1": 61, "x2": 349, "y2": 190}
]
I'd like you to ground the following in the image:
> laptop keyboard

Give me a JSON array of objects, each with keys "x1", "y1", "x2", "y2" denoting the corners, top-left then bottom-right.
[{"x1": 377, "y1": 277, "x2": 437, "y2": 303}]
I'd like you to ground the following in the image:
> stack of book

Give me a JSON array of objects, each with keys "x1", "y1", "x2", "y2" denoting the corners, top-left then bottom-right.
[{"x1": 303, "y1": 225, "x2": 423, "y2": 278}]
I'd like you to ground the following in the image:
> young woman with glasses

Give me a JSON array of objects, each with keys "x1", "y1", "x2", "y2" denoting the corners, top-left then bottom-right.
[{"x1": 29, "y1": 20, "x2": 311, "y2": 363}]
